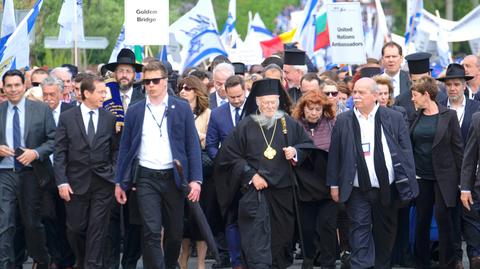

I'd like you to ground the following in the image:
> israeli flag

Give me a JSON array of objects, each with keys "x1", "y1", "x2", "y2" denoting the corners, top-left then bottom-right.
[
  {"x1": 220, "y1": 0, "x2": 239, "y2": 49},
  {"x1": 405, "y1": 0, "x2": 423, "y2": 47},
  {"x1": 1, "y1": 0, "x2": 16, "y2": 42},
  {"x1": 183, "y1": 29, "x2": 227, "y2": 72},
  {"x1": 58, "y1": 0, "x2": 85, "y2": 44},
  {"x1": 0, "y1": 0, "x2": 43, "y2": 76}
]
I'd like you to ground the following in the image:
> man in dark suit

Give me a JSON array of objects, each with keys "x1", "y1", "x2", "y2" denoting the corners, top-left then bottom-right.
[
  {"x1": 103, "y1": 48, "x2": 145, "y2": 269},
  {"x1": 0, "y1": 69, "x2": 56, "y2": 269},
  {"x1": 206, "y1": 75, "x2": 246, "y2": 269},
  {"x1": 210, "y1": 63, "x2": 234, "y2": 109},
  {"x1": 41, "y1": 76, "x2": 75, "y2": 269},
  {"x1": 381, "y1": 41, "x2": 411, "y2": 97},
  {"x1": 327, "y1": 77, "x2": 418, "y2": 269},
  {"x1": 463, "y1": 55, "x2": 480, "y2": 100},
  {"x1": 461, "y1": 112, "x2": 480, "y2": 268},
  {"x1": 394, "y1": 52, "x2": 448, "y2": 125},
  {"x1": 115, "y1": 61, "x2": 202, "y2": 269},
  {"x1": 54, "y1": 76, "x2": 118, "y2": 269}
]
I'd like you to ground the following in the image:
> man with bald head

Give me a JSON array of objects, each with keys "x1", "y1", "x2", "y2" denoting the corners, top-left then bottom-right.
[
  {"x1": 327, "y1": 78, "x2": 417, "y2": 269},
  {"x1": 463, "y1": 55, "x2": 480, "y2": 100}
]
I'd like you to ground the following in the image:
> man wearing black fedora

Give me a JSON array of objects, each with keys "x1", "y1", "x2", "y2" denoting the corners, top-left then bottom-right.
[{"x1": 102, "y1": 48, "x2": 145, "y2": 269}]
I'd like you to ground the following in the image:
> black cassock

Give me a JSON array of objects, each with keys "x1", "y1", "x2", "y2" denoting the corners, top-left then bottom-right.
[{"x1": 214, "y1": 114, "x2": 322, "y2": 269}]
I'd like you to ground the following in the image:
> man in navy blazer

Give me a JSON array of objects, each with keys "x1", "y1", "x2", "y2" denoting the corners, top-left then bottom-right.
[
  {"x1": 206, "y1": 75, "x2": 246, "y2": 268},
  {"x1": 209, "y1": 63, "x2": 234, "y2": 109},
  {"x1": 115, "y1": 61, "x2": 202, "y2": 269},
  {"x1": 327, "y1": 78, "x2": 417, "y2": 269}
]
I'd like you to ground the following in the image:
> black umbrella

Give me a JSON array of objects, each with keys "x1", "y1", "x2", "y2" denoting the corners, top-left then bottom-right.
[{"x1": 173, "y1": 159, "x2": 221, "y2": 263}]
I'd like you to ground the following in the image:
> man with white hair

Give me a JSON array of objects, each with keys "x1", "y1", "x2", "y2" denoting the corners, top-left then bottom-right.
[
  {"x1": 41, "y1": 76, "x2": 75, "y2": 269},
  {"x1": 50, "y1": 67, "x2": 73, "y2": 103},
  {"x1": 215, "y1": 78, "x2": 312, "y2": 269},
  {"x1": 283, "y1": 48, "x2": 307, "y2": 103},
  {"x1": 463, "y1": 55, "x2": 480, "y2": 100},
  {"x1": 210, "y1": 62, "x2": 235, "y2": 109},
  {"x1": 327, "y1": 77, "x2": 417, "y2": 269}
]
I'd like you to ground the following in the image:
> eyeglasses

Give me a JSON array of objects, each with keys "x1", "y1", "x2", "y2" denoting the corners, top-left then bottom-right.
[
  {"x1": 142, "y1": 77, "x2": 166, "y2": 85},
  {"x1": 181, "y1": 85, "x2": 194, "y2": 92},
  {"x1": 324, "y1": 91, "x2": 339, "y2": 97}
]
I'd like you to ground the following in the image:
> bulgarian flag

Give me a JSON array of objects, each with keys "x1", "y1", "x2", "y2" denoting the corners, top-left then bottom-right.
[
  {"x1": 260, "y1": 28, "x2": 296, "y2": 58},
  {"x1": 314, "y1": 12, "x2": 330, "y2": 51}
]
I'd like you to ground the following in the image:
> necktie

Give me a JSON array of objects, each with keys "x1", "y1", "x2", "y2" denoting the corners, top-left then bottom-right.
[
  {"x1": 234, "y1": 107, "x2": 241, "y2": 126},
  {"x1": 13, "y1": 106, "x2": 22, "y2": 170},
  {"x1": 87, "y1": 111, "x2": 95, "y2": 146},
  {"x1": 121, "y1": 94, "x2": 128, "y2": 112},
  {"x1": 373, "y1": 112, "x2": 391, "y2": 206}
]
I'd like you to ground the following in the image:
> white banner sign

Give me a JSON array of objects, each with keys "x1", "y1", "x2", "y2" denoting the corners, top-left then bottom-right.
[
  {"x1": 125, "y1": 0, "x2": 169, "y2": 45},
  {"x1": 327, "y1": 2, "x2": 366, "y2": 64}
]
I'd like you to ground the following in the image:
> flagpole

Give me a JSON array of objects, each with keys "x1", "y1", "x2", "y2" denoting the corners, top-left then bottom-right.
[{"x1": 73, "y1": 0, "x2": 79, "y2": 66}]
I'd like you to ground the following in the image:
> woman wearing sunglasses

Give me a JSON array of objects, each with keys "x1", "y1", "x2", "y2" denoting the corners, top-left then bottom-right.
[
  {"x1": 320, "y1": 79, "x2": 349, "y2": 116},
  {"x1": 177, "y1": 76, "x2": 211, "y2": 269}
]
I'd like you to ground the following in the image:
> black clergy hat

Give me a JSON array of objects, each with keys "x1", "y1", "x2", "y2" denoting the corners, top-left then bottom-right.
[
  {"x1": 284, "y1": 48, "x2": 306, "y2": 65},
  {"x1": 242, "y1": 78, "x2": 290, "y2": 117},
  {"x1": 104, "y1": 48, "x2": 143, "y2": 73},
  {"x1": 233, "y1": 62, "x2": 247, "y2": 75},
  {"x1": 436, "y1": 63, "x2": 473, "y2": 82},
  {"x1": 405, "y1": 52, "x2": 431, "y2": 74},
  {"x1": 360, "y1": 67, "x2": 382, "y2": 78},
  {"x1": 262, "y1": 56, "x2": 284, "y2": 69}
]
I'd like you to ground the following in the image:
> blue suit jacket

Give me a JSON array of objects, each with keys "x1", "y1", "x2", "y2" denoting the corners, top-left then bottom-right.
[
  {"x1": 440, "y1": 98, "x2": 480, "y2": 144},
  {"x1": 205, "y1": 103, "x2": 235, "y2": 159},
  {"x1": 326, "y1": 107, "x2": 418, "y2": 203},
  {"x1": 115, "y1": 95, "x2": 203, "y2": 191}
]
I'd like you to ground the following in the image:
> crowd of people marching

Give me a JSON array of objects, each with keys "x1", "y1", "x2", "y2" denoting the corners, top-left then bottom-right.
[{"x1": 0, "y1": 41, "x2": 480, "y2": 269}]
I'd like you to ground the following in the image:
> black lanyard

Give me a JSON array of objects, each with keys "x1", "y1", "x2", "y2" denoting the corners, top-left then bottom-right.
[{"x1": 146, "y1": 104, "x2": 168, "y2": 137}]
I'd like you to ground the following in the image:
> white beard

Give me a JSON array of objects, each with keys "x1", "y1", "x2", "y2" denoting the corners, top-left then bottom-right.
[{"x1": 251, "y1": 110, "x2": 285, "y2": 129}]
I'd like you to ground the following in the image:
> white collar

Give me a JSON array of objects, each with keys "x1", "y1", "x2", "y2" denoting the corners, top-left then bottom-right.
[{"x1": 354, "y1": 104, "x2": 379, "y2": 120}]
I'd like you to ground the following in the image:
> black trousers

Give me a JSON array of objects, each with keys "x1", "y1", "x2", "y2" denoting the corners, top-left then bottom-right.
[
  {"x1": 42, "y1": 184, "x2": 75, "y2": 267},
  {"x1": 299, "y1": 200, "x2": 337, "y2": 268},
  {"x1": 346, "y1": 187, "x2": 398, "y2": 269},
  {"x1": 136, "y1": 166, "x2": 184, "y2": 269},
  {"x1": 65, "y1": 175, "x2": 114, "y2": 269},
  {"x1": 103, "y1": 195, "x2": 142, "y2": 269},
  {"x1": 414, "y1": 180, "x2": 455, "y2": 268}
]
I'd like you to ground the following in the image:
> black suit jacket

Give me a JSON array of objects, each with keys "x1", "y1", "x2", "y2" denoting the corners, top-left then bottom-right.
[
  {"x1": 54, "y1": 106, "x2": 118, "y2": 195},
  {"x1": 461, "y1": 111, "x2": 480, "y2": 200},
  {"x1": 410, "y1": 105, "x2": 463, "y2": 207},
  {"x1": 327, "y1": 107, "x2": 418, "y2": 203},
  {"x1": 439, "y1": 98, "x2": 480, "y2": 143},
  {"x1": 0, "y1": 99, "x2": 56, "y2": 186},
  {"x1": 60, "y1": 102, "x2": 74, "y2": 113},
  {"x1": 130, "y1": 84, "x2": 145, "y2": 106},
  {"x1": 398, "y1": 70, "x2": 412, "y2": 95},
  {"x1": 209, "y1": 92, "x2": 218, "y2": 109}
]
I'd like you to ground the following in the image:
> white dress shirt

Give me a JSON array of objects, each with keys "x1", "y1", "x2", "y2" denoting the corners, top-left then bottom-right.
[
  {"x1": 353, "y1": 105, "x2": 394, "y2": 188},
  {"x1": 80, "y1": 103, "x2": 99, "y2": 133},
  {"x1": 138, "y1": 95, "x2": 173, "y2": 169},
  {"x1": 229, "y1": 103, "x2": 244, "y2": 127},
  {"x1": 447, "y1": 96, "x2": 466, "y2": 126},
  {"x1": 120, "y1": 87, "x2": 133, "y2": 111},
  {"x1": 384, "y1": 71, "x2": 401, "y2": 97},
  {"x1": 52, "y1": 103, "x2": 62, "y2": 126},
  {"x1": 216, "y1": 91, "x2": 227, "y2": 107}
]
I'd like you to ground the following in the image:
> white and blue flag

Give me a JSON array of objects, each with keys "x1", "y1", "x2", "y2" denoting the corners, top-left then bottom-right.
[
  {"x1": 219, "y1": 0, "x2": 240, "y2": 49},
  {"x1": 183, "y1": 29, "x2": 227, "y2": 71},
  {"x1": 58, "y1": 0, "x2": 85, "y2": 44},
  {"x1": 109, "y1": 24, "x2": 135, "y2": 63},
  {"x1": 0, "y1": 0, "x2": 43, "y2": 76},
  {"x1": 1, "y1": 0, "x2": 16, "y2": 42},
  {"x1": 405, "y1": 0, "x2": 423, "y2": 49}
]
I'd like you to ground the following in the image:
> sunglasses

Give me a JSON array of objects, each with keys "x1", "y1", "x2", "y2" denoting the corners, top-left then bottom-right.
[
  {"x1": 142, "y1": 77, "x2": 166, "y2": 85},
  {"x1": 324, "y1": 91, "x2": 339, "y2": 97},
  {"x1": 181, "y1": 85, "x2": 194, "y2": 92},
  {"x1": 31, "y1": 82, "x2": 41, "y2": 87}
]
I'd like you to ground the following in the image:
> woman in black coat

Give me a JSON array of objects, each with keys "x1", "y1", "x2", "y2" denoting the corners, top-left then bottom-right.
[{"x1": 409, "y1": 76, "x2": 463, "y2": 268}]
